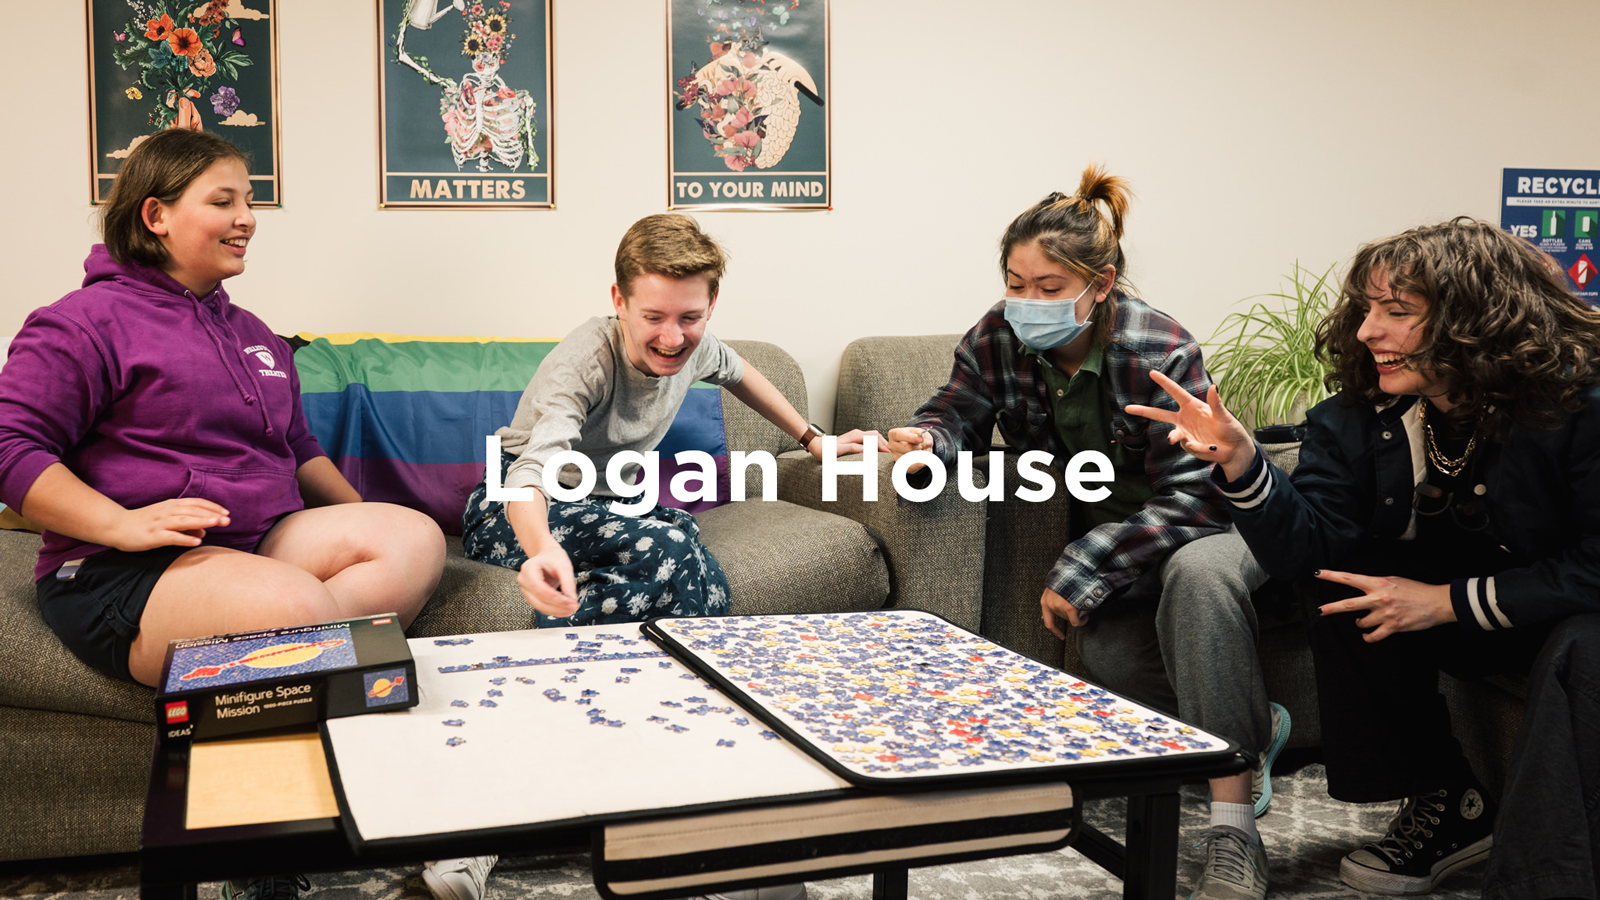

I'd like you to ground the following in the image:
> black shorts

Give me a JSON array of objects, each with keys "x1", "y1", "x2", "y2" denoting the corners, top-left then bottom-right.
[{"x1": 35, "y1": 546, "x2": 194, "y2": 682}]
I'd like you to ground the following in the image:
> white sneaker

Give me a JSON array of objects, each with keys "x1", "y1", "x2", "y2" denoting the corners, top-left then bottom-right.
[
  {"x1": 422, "y1": 856, "x2": 496, "y2": 900},
  {"x1": 702, "y1": 885, "x2": 808, "y2": 900}
]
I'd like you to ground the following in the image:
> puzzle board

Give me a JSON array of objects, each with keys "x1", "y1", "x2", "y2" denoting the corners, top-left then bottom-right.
[
  {"x1": 645, "y1": 611, "x2": 1232, "y2": 787},
  {"x1": 323, "y1": 624, "x2": 849, "y2": 844}
]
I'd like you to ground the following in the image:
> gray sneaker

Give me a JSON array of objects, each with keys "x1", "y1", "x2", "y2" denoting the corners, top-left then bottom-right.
[
  {"x1": 1253, "y1": 702, "x2": 1291, "y2": 817},
  {"x1": 1190, "y1": 826, "x2": 1269, "y2": 900},
  {"x1": 423, "y1": 856, "x2": 496, "y2": 900}
]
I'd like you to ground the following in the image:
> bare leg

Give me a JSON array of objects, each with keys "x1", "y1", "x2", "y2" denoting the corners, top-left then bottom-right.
[
  {"x1": 128, "y1": 547, "x2": 347, "y2": 685},
  {"x1": 126, "y1": 503, "x2": 444, "y2": 686},
  {"x1": 1212, "y1": 771, "x2": 1251, "y2": 804},
  {"x1": 255, "y1": 502, "x2": 444, "y2": 626}
]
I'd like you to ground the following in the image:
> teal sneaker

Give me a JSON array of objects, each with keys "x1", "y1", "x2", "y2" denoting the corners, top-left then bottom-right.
[{"x1": 1253, "y1": 702, "x2": 1291, "y2": 817}]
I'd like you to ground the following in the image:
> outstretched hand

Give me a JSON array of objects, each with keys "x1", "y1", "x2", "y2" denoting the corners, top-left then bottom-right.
[
  {"x1": 1314, "y1": 570, "x2": 1456, "y2": 641},
  {"x1": 814, "y1": 428, "x2": 889, "y2": 460},
  {"x1": 886, "y1": 426, "x2": 933, "y2": 473},
  {"x1": 518, "y1": 545, "x2": 580, "y2": 619},
  {"x1": 1124, "y1": 371, "x2": 1257, "y2": 479}
]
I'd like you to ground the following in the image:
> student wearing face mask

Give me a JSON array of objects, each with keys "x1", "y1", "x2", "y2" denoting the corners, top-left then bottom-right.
[{"x1": 888, "y1": 167, "x2": 1289, "y2": 900}]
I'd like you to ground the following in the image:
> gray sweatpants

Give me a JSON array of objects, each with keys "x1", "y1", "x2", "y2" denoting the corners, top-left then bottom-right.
[{"x1": 1074, "y1": 528, "x2": 1273, "y2": 766}]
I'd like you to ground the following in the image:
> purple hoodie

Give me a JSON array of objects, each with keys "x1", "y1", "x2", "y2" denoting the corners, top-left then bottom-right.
[{"x1": 0, "y1": 246, "x2": 324, "y2": 581}]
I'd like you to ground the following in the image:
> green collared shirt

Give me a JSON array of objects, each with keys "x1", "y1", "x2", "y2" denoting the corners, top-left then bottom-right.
[{"x1": 1025, "y1": 342, "x2": 1154, "y2": 534}]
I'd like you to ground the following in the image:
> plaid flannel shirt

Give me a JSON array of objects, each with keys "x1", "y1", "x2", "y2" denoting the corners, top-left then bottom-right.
[{"x1": 909, "y1": 295, "x2": 1227, "y2": 612}]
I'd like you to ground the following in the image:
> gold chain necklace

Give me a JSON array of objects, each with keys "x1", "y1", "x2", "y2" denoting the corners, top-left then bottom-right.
[{"x1": 1419, "y1": 402, "x2": 1477, "y2": 477}]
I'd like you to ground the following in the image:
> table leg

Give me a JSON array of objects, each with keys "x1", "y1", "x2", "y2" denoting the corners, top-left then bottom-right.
[
  {"x1": 140, "y1": 881, "x2": 198, "y2": 900},
  {"x1": 1121, "y1": 791, "x2": 1180, "y2": 900},
  {"x1": 871, "y1": 865, "x2": 909, "y2": 900}
]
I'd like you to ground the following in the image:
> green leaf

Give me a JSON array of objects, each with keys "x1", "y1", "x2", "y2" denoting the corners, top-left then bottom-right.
[{"x1": 1204, "y1": 261, "x2": 1340, "y2": 431}]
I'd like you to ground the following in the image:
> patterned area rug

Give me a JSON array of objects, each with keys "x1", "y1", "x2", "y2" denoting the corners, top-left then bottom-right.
[{"x1": 0, "y1": 762, "x2": 1485, "y2": 900}]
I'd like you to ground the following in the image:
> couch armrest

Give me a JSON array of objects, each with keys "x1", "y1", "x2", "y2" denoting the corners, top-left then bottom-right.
[{"x1": 772, "y1": 451, "x2": 986, "y2": 632}]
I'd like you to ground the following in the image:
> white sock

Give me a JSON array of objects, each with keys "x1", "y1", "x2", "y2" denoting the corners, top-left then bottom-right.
[{"x1": 1211, "y1": 801, "x2": 1259, "y2": 841}]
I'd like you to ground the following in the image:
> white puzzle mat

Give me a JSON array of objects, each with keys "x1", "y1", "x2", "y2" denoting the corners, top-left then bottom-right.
[{"x1": 324, "y1": 624, "x2": 849, "y2": 842}]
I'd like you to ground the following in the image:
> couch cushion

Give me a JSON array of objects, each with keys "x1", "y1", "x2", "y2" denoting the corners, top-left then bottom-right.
[
  {"x1": 696, "y1": 500, "x2": 889, "y2": 615},
  {"x1": 0, "y1": 530, "x2": 156, "y2": 723},
  {"x1": 833, "y1": 334, "x2": 963, "y2": 434},
  {"x1": 408, "y1": 537, "x2": 537, "y2": 637},
  {"x1": 0, "y1": 706, "x2": 153, "y2": 859}
]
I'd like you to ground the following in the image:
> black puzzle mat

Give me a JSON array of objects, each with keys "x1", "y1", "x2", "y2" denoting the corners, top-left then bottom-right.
[{"x1": 644, "y1": 610, "x2": 1239, "y2": 789}]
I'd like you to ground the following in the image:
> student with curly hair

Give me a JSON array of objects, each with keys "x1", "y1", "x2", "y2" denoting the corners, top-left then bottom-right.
[{"x1": 1132, "y1": 217, "x2": 1600, "y2": 899}]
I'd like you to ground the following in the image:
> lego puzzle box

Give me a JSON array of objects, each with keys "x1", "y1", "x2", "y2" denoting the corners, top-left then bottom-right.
[{"x1": 156, "y1": 614, "x2": 416, "y2": 742}]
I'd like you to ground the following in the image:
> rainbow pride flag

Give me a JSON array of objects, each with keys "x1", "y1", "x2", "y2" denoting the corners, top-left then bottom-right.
[{"x1": 293, "y1": 333, "x2": 730, "y2": 534}]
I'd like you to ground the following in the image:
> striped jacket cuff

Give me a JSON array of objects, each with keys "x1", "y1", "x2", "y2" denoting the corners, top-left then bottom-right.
[
  {"x1": 1451, "y1": 577, "x2": 1514, "y2": 630},
  {"x1": 1210, "y1": 448, "x2": 1271, "y2": 510}
]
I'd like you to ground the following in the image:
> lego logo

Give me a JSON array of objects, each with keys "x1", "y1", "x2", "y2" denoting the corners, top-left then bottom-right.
[{"x1": 165, "y1": 701, "x2": 189, "y2": 723}]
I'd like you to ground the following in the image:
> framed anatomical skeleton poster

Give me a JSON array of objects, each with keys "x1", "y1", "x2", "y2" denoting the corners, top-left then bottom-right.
[
  {"x1": 88, "y1": 0, "x2": 282, "y2": 206},
  {"x1": 667, "y1": 0, "x2": 830, "y2": 210},
  {"x1": 378, "y1": 0, "x2": 552, "y2": 209}
]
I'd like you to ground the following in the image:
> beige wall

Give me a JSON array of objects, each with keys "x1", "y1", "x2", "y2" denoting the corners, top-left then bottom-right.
[{"x1": 3, "y1": 1, "x2": 1596, "y2": 427}]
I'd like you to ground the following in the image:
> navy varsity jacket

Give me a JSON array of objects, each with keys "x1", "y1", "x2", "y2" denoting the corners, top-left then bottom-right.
[{"x1": 1215, "y1": 388, "x2": 1600, "y2": 631}]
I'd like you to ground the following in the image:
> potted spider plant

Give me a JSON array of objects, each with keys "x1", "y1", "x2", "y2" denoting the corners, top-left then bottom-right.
[{"x1": 1204, "y1": 262, "x2": 1340, "y2": 443}]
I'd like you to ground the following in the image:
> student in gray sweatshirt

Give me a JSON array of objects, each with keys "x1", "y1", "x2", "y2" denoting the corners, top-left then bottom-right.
[
  {"x1": 462, "y1": 213, "x2": 885, "y2": 625},
  {"x1": 437, "y1": 215, "x2": 884, "y2": 900}
]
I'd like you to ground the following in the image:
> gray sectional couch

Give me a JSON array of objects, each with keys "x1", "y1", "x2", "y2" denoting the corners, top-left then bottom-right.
[{"x1": 0, "y1": 334, "x2": 1527, "y2": 863}]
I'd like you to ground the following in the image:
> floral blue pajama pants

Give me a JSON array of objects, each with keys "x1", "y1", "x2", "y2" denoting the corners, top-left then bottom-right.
[{"x1": 462, "y1": 455, "x2": 732, "y2": 628}]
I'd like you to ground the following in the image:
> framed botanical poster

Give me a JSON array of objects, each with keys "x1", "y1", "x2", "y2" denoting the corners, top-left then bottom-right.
[
  {"x1": 378, "y1": 0, "x2": 553, "y2": 209},
  {"x1": 87, "y1": 0, "x2": 282, "y2": 205},
  {"x1": 667, "y1": 0, "x2": 830, "y2": 210}
]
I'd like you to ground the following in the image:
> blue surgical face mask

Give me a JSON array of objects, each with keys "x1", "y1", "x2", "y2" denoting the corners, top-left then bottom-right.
[{"x1": 1003, "y1": 282, "x2": 1094, "y2": 350}]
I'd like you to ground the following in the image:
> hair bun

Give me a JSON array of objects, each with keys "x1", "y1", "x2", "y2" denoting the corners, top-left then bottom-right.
[{"x1": 1074, "y1": 164, "x2": 1132, "y2": 240}]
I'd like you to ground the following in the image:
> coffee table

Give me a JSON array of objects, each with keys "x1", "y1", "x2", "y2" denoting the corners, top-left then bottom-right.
[{"x1": 140, "y1": 618, "x2": 1244, "y2": 900}]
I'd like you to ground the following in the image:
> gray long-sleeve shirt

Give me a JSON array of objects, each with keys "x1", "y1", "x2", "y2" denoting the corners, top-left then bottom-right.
[{"x1": 498, "y1": 316, "x2": 744, "y2": 496}]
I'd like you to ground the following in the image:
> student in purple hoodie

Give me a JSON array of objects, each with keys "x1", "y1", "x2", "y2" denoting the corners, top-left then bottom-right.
[{"x1": 0, "y1": 130, "x2": 445, "y2": 701}]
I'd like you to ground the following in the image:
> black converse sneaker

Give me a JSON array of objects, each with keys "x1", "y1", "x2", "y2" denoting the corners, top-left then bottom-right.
[{"x1": 1339, "y1": 781, "x2": 1494, "y2": 894}]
